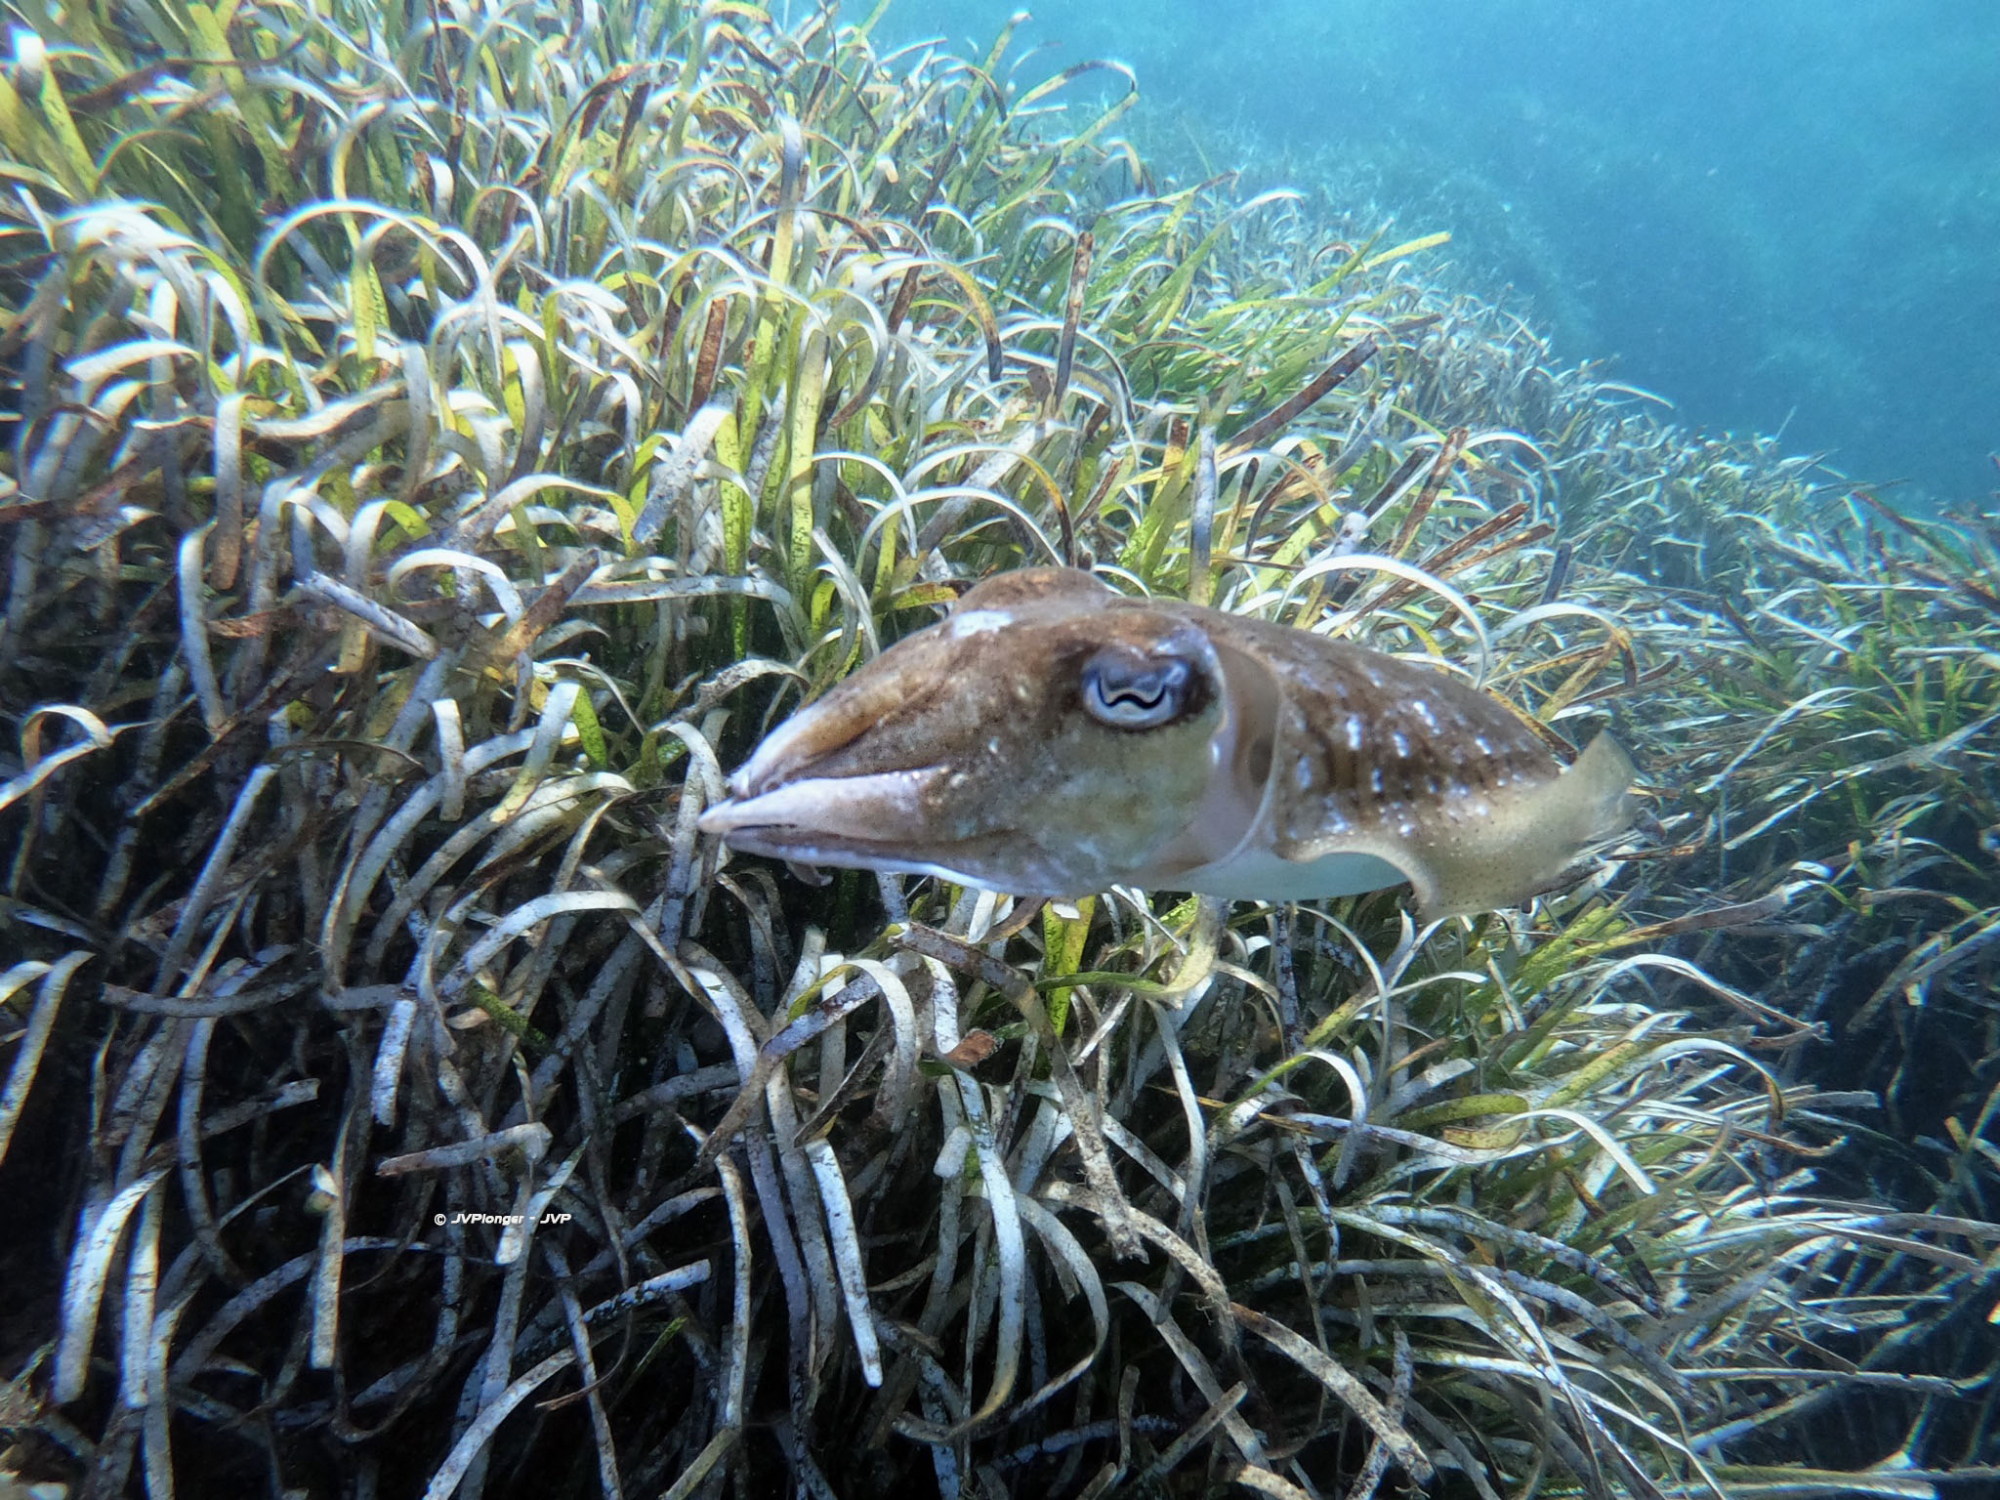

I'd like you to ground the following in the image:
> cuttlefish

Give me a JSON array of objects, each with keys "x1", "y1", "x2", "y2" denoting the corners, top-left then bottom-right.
[{"x1": 698, "y1": 568, "x2": 1637, "y2": 919}]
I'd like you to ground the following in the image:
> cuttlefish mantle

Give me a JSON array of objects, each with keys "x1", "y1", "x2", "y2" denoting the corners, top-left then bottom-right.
[{"x1": 698, "y1": 567, "x2": 1638, "y2": 920}]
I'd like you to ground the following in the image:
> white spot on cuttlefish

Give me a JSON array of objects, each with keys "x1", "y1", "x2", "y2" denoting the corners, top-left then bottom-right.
[
  {"x1": 1346, "y1": 716, "x2": 1364, "y2": 752},
  {"x1": 950, "y1": 608, "x2": 1013, "y2": 638},
  {"x1": 1391, "y1": 730, "x2": 1411, "y2": 759},
  {"x1": 1411, "y1": 699, "x2": 1438, "y2": 731}
]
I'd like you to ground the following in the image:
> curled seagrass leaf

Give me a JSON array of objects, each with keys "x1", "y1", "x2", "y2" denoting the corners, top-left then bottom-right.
[
  {"x1": 0, "y1": 707, "x2": 116, "y2": 813},
  {"x1": 0, "y1": 953, "x2": 88, "y2": 1171},
  {"x1": 54, "y1": 1168, "x2": 168, "y2": 1403},
  {"x1": 803, "y1": 1137, "x2": 882, "y2": 1388},
  {"x1": 376, "y1": 1124, "x2": 553, "y2": 1177},
  {"x1": 2, "y1": 2, "x2": 1993, "y2": 1495}
]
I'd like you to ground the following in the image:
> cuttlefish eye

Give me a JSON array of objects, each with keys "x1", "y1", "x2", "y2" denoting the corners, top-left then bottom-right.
[{"x1": 1080, "y1": 649, "x2": 1200, "y2": 729}]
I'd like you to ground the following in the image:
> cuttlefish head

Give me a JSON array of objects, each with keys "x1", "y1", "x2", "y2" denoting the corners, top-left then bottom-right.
[
  {"x1": 699, "y1": 569, "x2": 1251, "y2": 893},
  {"x1": 699, "y1": 567, "x2": 1639, "y2": 918}
]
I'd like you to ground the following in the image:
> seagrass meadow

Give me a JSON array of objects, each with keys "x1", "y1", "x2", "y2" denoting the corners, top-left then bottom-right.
[{"x1": 1, "y1": 1, "x2": 1997, "y2": 1496}]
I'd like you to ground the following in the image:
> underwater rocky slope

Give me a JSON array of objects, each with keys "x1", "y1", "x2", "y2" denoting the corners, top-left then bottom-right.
[{"x1": 0, "y1": 2, "x2": 1995, "y2": 1497}]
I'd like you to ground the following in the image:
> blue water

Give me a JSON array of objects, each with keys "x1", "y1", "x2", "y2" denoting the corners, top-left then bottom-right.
[{"x1": 885, "y1": 0, "x2": 2000, "y2": 511}]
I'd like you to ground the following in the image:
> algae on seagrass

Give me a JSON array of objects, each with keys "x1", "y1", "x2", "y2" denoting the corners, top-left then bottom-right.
[{"x1": 0, "y1": 1, "x2": 1995, "y2": 1497}]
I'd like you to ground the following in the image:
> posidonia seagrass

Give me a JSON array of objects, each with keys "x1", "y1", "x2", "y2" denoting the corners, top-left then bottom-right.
[{"x1": 1, "y1": 2, "x2": 1995, "y2": 1497}]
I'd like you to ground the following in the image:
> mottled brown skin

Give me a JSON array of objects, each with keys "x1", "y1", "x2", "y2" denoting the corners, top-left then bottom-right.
[
  {"x1": 700, "y1": 568, "x2": 1637, "y2": 917},
  {"x1": 1186, "y1": 607, "x2": 1558, "y2": 852},
  {"x1": 710, "y1": 570, "x2": 1225, "y2": 892}
]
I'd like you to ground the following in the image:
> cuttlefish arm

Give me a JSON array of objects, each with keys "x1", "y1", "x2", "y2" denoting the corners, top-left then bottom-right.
[{"x1": 698, "y1": 568, "x2": 1637, "y2": 920}]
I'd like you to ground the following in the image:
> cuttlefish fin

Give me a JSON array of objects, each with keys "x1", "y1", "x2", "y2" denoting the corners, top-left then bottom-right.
[{"x1": 1412, "y1": 730, "x2": 1638, "y2": 921}]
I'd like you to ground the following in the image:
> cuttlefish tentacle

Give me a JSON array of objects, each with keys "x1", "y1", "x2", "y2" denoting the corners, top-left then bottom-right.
[{"x1": 699, "y1": 568, "x2": 1638, "y2": 920}]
